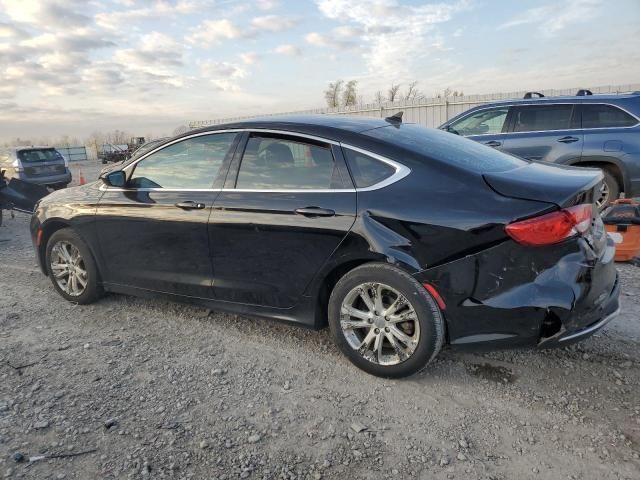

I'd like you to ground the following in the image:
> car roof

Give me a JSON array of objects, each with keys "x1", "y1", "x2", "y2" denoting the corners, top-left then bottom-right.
[
  {"x1": 470, "y1": 92, "x2": 640, "y2": 107},
  {"x1": 188, "y1": 115, "x2": 393, "y2": 142}
]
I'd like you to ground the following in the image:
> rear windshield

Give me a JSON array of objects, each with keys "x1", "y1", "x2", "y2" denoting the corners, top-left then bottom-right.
[
  {"x1": 17, "y1": 148, "x2": 63, "y2": 163},
  {"x1": 364, "y1": 124, "x2": 528, "y2": 173}
]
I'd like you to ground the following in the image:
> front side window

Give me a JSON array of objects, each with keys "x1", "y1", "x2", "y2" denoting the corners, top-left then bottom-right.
[
  {"x1": 581, "y1": 104, "x2": 637, "y2": 128},
  {"x1": 448, "y1": 108, "x2": 509, "y2": 136},
  {"x1": 511, "y1": 104, "x2": 574, "y2": 132},
  {"x1": 236, "y1": 135, "x2": 337, "y2": 190},
  {"x1": 129, "y1": 133, "x2": 238, "y2": 189}
]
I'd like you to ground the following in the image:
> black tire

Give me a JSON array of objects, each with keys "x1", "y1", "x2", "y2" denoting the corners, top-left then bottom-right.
[
  {"x1": 45, "y1": 228, "x2": 103, "y2": 304},
  {"x1": 328, "y1": 263, "x2": 445, "y2": 378},
  {"x1": 598, "y1": 169, "x2": 620, "y2": 210}
]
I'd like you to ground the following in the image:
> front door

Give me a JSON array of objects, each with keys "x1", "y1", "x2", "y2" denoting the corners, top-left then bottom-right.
[
  {"x1": 95, "y1": 132, "x2": 240, "y2": 298},
  {"x1": 209, "y1": 132, "x2": 357, "y2": 308},
  {"x1": 447, "y1": 106, "x2": 511, "y2": 151}
]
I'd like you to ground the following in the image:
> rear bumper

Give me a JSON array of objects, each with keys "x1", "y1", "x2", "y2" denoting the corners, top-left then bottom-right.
[
  {"x1": 415, "y1": 234, "x2": 620, "y2": 350},
  {"x1": 538, "y1": 273, "x2": 620, "y2": 348},
  {"x1": 16, "y1": 171, "x2": 71, "y2": 186}
]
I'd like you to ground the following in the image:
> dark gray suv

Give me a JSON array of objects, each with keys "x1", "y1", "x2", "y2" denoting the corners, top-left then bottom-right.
[
  {"x1": 440, "y1": 90, "x2": 640, "y2": 208},
  {"x1": 0, "y1": 147, "x2": 72, "y2": 189}
]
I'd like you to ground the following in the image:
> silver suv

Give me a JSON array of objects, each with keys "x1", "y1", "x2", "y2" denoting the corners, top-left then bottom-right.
[{"x1": 0, "y1": 147, "x2": 72, "y2": 189}]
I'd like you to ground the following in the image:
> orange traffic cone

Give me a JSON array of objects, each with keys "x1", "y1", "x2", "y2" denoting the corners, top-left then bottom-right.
[{"x1": 79, "y1": 169, "x2": 86, "y2": 185}]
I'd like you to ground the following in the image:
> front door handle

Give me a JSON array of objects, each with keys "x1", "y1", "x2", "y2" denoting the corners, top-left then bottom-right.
[
  {"x1": 484, "y1": 140, "x2": 502, "y2": 148},
  {"x1": 294, "y1": 207, "x2": 335, "y2": 217},
  {"x1": 175, "y1": 200, "x2": 206, "y2": 210},
  {"x1": 558, "y1": 136, "x2": 579, "y2": 143}
]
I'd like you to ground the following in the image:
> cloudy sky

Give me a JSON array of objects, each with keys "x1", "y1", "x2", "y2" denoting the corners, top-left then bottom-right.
[{"x1": 1, "y1": 0, "x2": 639, "y2": 142}]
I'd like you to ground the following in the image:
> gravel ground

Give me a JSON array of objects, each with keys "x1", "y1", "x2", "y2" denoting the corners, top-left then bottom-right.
[{"x1": 1, "y1": 163, "x2": 639, "y2": 479}]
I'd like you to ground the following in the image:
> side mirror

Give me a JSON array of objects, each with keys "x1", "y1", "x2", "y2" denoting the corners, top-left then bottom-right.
[{"x1": 103, "y1": 170, "x2": 126, "y2": 188}]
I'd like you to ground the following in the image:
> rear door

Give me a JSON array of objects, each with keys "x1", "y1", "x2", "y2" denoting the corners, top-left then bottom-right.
[
  {"x1": 446, "y1": 106, "x2": 511, "y2": 151},
  {"x1": 17, "y1": 148, "x2": 66, "y2": 180},
  {"x1": 501, "y1": 104, "x2": 584, "y2": 164},
  {"x1": 95, "y1": 132, "x2": 240, "y2": 298},
  {"x1": 209, "y1": 132, "x2": 356, "y2": 308}
]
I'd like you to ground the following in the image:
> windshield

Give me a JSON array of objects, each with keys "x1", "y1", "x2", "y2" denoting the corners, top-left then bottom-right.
[
  {"x1": 17, "y1": 148, "x2": 63, "y2": 163},
  {"x1": 130, "y1": 139, "x2": 168, "y2": 160},
  {"x1": 364, "y1": 124, "x2": 528, "y2": 173}
]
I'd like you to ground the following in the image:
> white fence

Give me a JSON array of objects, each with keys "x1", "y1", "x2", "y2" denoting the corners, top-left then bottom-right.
[
  {"x1": 55, "y1": 146, "x2": 88, "y2": 162},
  {"x1": 189, "y1": 83, "x2": 640, "y2": 130}
]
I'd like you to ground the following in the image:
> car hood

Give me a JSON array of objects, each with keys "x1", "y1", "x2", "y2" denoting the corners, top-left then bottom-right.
[{"x1": 39, "y1": 181, "x2": 103, "y2": 207}]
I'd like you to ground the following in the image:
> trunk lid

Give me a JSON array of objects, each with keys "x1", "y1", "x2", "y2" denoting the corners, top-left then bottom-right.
[
  {"x1": 483, "y1": 162, "x2": 603, "y2": 208},
  {"x1": 487, "y1": 162, "x2": 609, "y2": 258}
]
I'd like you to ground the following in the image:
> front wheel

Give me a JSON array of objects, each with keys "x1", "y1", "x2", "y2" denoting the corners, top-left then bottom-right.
[
  {"x1": 328, "y1": 263, "x2": 445, "y2": 378},
  {"x1": 45, "y1": 228, "x2": 103, "y2": 304}
]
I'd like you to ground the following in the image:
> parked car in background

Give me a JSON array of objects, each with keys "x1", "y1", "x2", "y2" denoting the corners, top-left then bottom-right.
[
  {"x1": 439, "y1": 90, "x2": 640, "y2": 208},
  {"x1": 0, "y1": 146, "x2": 71, "y2": 189},
  {"x1": 30, "y1": 116, "x2": 619, "y2": 378}
]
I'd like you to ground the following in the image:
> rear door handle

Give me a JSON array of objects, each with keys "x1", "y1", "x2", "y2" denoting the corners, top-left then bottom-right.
[
  {"x1": 484, "y1": 140, "x2": 502, "y2": 147},
  {"x1": 558, "y1": 136, "x2": 579, "y2": 143},
  {"x1": 294, "y1": 207, "x2": 335, "y2": 217},
  {"x1": 175, "y1": 200, "x2": 206, "y2": 210}
]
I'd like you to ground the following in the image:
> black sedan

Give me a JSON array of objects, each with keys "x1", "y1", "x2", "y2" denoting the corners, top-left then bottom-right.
[{"x1": 30, "y1": 115, "x2": 620, "y2": 377}]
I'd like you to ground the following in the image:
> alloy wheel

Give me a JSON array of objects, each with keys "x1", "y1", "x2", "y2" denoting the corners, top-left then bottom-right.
[
  {"x1": 595, "y1": 181, "x2": 610, "y2": 210},
  {"x1": 340, "y1": 282, "x2": 420, "y2": 366},
  {"x1": 50, "y1": 240, "x2": 88, "y2": 297}
]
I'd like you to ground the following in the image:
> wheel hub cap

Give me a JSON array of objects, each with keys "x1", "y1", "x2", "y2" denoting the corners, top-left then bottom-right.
[
  {"x1": 340, "y1": 282, "x2": 420, "y2": 366},
  {"x1": 50, "y1": 240, "x2": 88, "y2": 297}
]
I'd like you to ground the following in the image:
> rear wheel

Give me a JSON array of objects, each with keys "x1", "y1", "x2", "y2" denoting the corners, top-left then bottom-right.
[
  {"x1": 596, "y1": 169, "x2": 620, "y2": 210},
  {"x1": 328, "y1": 263, "x2": 445, "y2": 378},
  {"x1": 45, "y1": 228, "x2": 103, "y2": 304}
]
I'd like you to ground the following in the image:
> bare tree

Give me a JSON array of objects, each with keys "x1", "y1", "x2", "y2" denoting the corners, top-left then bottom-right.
[
  {"x1": 374, "y1": 90, "x2": 385, "y2": 105},
  {"x1": 324, "y1": 80, "x2": 344, "y2": 108},
  {"x1": 404, "y1": 81, "x2": 424, "y2": 101},
  {"x1": 342, "y1": 80, "x2": 358, "y2": 106},
  {"x1": 387, "y1": 83, "x2": 401, "y2": 102},
  {"x1": 172, "y1": 125, "x2": 189, "y2": 136}
]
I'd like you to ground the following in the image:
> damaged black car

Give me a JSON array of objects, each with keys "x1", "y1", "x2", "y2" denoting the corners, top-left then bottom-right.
[{"x1": 30, "y1": 115, "x2": 619, "y2": 378}]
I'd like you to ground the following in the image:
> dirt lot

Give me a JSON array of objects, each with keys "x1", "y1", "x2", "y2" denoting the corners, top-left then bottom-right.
[{"x1": 1, "y1": 161, "x2": 639, "y2": 479}]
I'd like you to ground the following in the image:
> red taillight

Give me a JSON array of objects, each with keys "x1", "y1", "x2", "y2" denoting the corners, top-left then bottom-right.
[
  {"x1": 36, "y1": 228, "x2": 43, "y2": 247},
  {"x1": 505, "y1": 204, "x2": 593, "y2": 246}
]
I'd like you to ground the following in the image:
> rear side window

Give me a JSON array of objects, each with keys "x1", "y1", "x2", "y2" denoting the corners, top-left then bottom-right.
[
  {"x1": 511, "y1": 104, "x2": 574, "y2": 132},
  {"x1": 581, "y1": 104, "x2": 637, "y2": 128},
  {"x1": 448, "y1": 107, "x2": 509, "y2": 136},
  {"x1": 236, "y1": 135, "x2": 338, "y2": 190},
  {"x1": 364, "y1": 124, "x2": 528, "y2": 174},
  {"x1": 17, "y1": 149, "x2": 62, "y2": 163},
  {"x1": 343, "y1": 149, "x2": 395, "y2": 188}
]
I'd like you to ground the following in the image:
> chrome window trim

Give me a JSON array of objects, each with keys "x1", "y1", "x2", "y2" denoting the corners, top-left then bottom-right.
[
  {"x1": 340, "y1": 144, "x2": 411, "y2": 192},
  {"x1": 99, "y1": 184, "x2": 355, "y2": 193},
  {"x1": 122, "y1": 128, "x2": 341, "y2": 174},
  {"x1": 101, "y1": 128, "x2": 411, "y2": 194},
  {"x1": 447, "y1": 102, "x2": 640, "y2": 137}
]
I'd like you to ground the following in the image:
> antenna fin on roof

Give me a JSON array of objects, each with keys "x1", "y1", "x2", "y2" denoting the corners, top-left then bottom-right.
[
  {"x1": 385, "y1": 111, "x2": 403, "y2": 123},
  {"x1": 576, "y1": 89, "x2": 593, "y2": 96}
]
